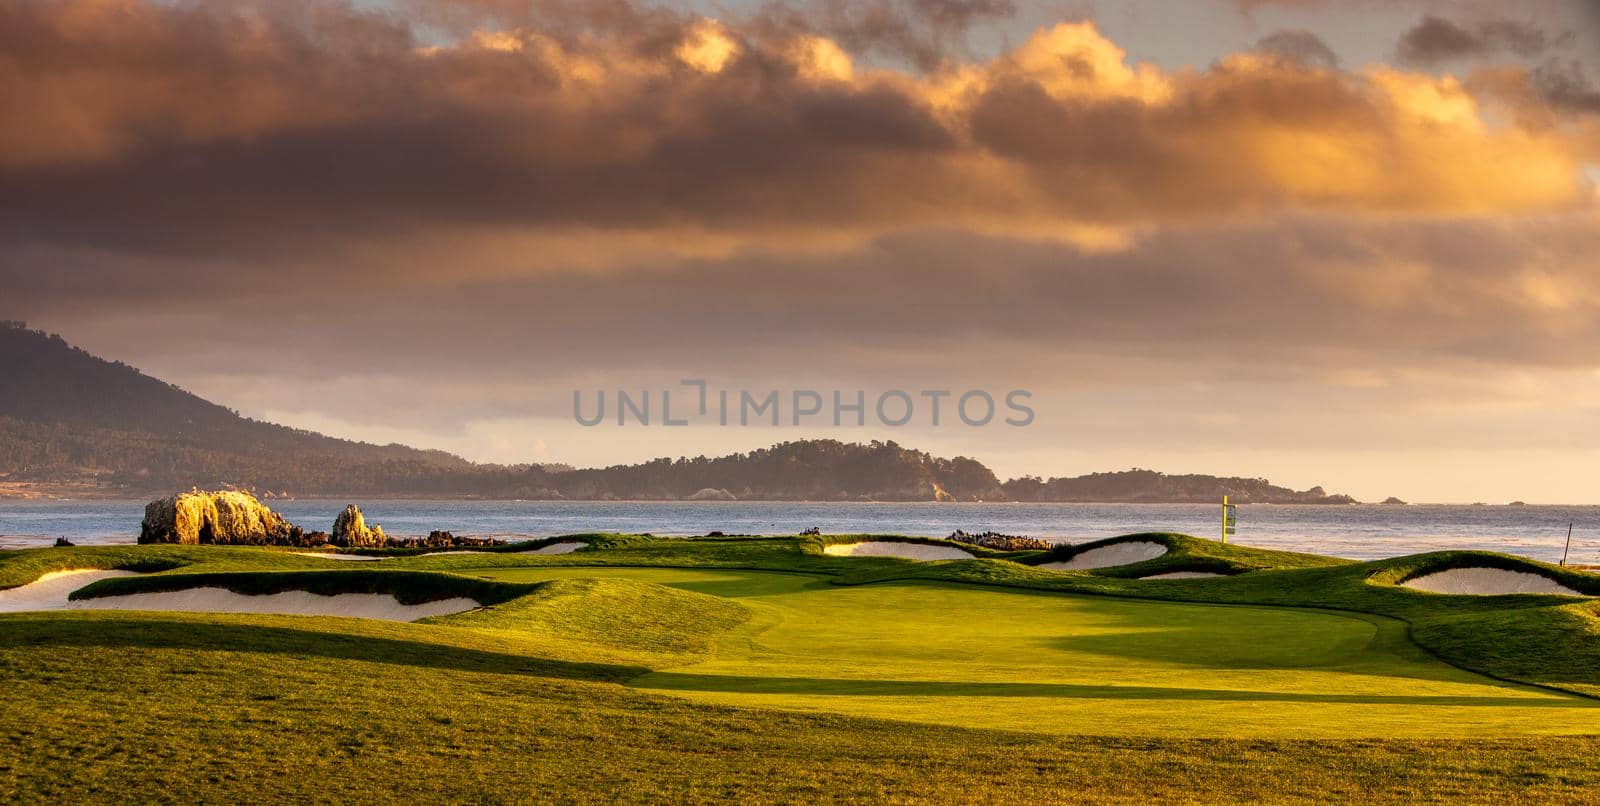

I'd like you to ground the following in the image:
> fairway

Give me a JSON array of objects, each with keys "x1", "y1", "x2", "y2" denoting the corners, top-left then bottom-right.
[
  {"x1": 469, "y1": 566, "x2": 1600, "y2": 738},
  {"x1": 6, "y1": 536, "x2": 1600, "y2": 802}
]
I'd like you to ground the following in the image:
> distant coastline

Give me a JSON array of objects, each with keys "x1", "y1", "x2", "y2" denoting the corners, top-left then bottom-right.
[{"x1": 4, "y1": 326, "x2": 1369, "y2": 505}]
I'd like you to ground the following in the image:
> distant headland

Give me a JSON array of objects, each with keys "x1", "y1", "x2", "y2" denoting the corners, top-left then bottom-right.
[{"x1": 0, "y1": 324, "x2": 1361, "y2": 504}]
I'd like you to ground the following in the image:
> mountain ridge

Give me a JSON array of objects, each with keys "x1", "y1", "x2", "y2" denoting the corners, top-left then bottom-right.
[{"x1": 0, "y1": 323, "x2": 1358, "y2": 503}]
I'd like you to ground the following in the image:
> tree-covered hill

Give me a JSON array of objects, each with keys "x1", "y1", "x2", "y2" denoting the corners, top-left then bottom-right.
[{"x1": 0, "y1": 324, "x2": 1357, "y2": 503}]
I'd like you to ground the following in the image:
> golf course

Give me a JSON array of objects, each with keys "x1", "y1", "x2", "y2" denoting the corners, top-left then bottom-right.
[{"x1": 3, "y1": 532, "x2": 1600, "y2": 802}]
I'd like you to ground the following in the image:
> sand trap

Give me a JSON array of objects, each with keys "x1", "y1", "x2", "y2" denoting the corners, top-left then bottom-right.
[
  {"x1": 1039, "y1": 541, "x2": 1168, "y2": 570},
  {"x1": 521, "y1": 541, "x2": 587, "y2": 555},
  {"x1": 823, "y1": 542, "x2": 974, "y2": 561},
  {"x1": 0, "y1": 568, "x2": 478, "y2": 621},
  {"x1": 0, "y1": 569, "x2": 140, "y2": 612},
  {"x1": 1139, "y1": 571, "x2": 1226, "y2": 580},
  {"x1": 415, "y1": 550, "x2": 490, "y2": 557},
  {"x1": 73, "y1": 588, "x2": 480, "y2": 621},
  {"x1": 1401, "y1": 567, "x2": 1590, "y2": 597},
  {"x1": 292, "y1": 552, "x2": 383, "y2": 561}
]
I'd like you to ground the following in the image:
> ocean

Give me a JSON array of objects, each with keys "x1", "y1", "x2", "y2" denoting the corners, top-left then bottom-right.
[{"x1": 2, "y1": 500, "x2": 1598, "y2": 563}]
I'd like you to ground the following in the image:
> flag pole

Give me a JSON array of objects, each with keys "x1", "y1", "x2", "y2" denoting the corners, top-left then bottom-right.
[
  {"x1": 1221, "y1": 495, "x2": 1229, "y2": 544},
  {"x1": 1562, "y1": 522, "x2": 1574, "y2": 567}
]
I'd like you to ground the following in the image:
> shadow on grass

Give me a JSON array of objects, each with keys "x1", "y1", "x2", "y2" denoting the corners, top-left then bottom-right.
[
  {"x1": 633, "y1": 672, "x2": 1592, "y2": 707},
  {"x1": 0, "y1": 614, "x2": 644, "y2": 682}
]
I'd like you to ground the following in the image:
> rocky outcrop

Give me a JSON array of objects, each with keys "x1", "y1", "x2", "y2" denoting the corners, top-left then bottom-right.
[
  {"x1": 687, "y1": 487, "x2": 737, "y2": 501},
  {"x1": 330, "y1": 504, "x2": 386, "y2": 548},
  {"x1": 139, "y1": 490, "x2": 302, "y2": 545},
  {"x1": 948, "y1": 530, "x2": 1052, "y2": 551},
  {"x1": 385, "y1": 531, "x2": 505, "y2": 549}
]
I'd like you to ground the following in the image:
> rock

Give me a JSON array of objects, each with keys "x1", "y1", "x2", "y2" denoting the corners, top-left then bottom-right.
[
  {"x1": 139, "y1": 490, "x2": 301, "y2": 545},
  {"x1": 799, "y1": 527, "x2": 821, "y2": 536},
  {"x1": 706, "y1": 530, "x2": 726, "y2": 537},
  {"x1": 331, "y1": 504, "x2": 386, "y2": 548},
  {"x1": 687, "y1": 487, "x2": 737, "y2": 501},
  {"x1": 948, "y1": 529, "x2": 1052, "y2": 551},
  {"x1": 382, "y1": 531, "x2": 506, "y2": 550},
  {"x1": 53, "y1": 537, "x2": 74, "y2": 547}
]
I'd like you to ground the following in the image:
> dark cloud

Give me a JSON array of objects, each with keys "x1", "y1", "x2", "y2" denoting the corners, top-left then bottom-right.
[
  {"x1": 1253, "y1": 29, "x2": 1340, "y2": 68},
  {"x1": 749, "y1": 0, "x2": 1017, "y2": 71},
  {"x1": 1395, "y1": 14, "x2": 1559, "y2": 66},
  {"x1": 0, "y1": 0, "x2": 1588, "y2": 269},
  {"x1": 1534, "y1": 60, "x2": 1600, "y2": 114}
]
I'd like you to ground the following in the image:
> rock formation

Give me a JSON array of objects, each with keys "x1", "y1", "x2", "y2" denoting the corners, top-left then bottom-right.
[
  {"x1": 330, "y1": 504, "x2": 386, "y2": 548},
  {"x1": 948, "y1": 530, "x2": 1052, "y2": 551},
  {"x1": 139, "y1": 490, "x2": 302, "y2": 545}
]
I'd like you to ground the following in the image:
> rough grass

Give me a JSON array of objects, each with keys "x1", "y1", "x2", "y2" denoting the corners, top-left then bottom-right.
[
  {"x1": 3, "y1": 611, "x2": 1600, "y2": 804},
  {"x1": 3, "y1": 533, "x2": 1600, "y2": 801},
  {"x1": 436, "y1": 577, "x2": 752, "y2": 665}
]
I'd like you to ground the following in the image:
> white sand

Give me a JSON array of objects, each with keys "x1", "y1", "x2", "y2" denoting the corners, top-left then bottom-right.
[
  {"x1": 1039, "y1": 541, "x2": 1168, "y2": 570},
  {"x1": 1402, "y1": 567, "x2": 1591, "y2": 597},
  {"x1": 0, "y1": 569, "x2": 140, "y2": 612},
  {"x1": 521, "y1": 541, "x2": 587, "y2": 555},
  {"x1": 291, "y1": 552, "x2": 383, "y2": 561},
  {"x1": 823, "y1": 541, "x2": 974, "y2": 561},
  {"x1": 0, "y1": 568, "x2": 479, "y2": 621},
  {"x1": 1139, "y1": 571, "x2": 1226, "y2": 580},
  {"x1": 74, "y1": 588, "x2": 480, "y2": 621}
]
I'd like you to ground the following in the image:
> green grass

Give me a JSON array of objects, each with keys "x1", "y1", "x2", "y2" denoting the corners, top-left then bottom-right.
[
  {"x1": 2, "y1": 533, "x2": 1599, "y2": 801},
  {"x1": 470, "y1": 567, "x2": 1595, "y2": 739},
  {"x1": 1024, "y1": 532, "x2": 1352, "y2": 576},
  {"x1": 4, "y1": 612, "x2": 1597, "y2": 803}
]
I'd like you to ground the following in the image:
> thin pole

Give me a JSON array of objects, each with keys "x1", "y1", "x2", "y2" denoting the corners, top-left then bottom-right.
[
  {"x1": 1221, "y1": 495, "x2": 1229, "y2": 545},
  {"x1": 1562, "y1": 522, "x2": 1574, "y2": 567}
]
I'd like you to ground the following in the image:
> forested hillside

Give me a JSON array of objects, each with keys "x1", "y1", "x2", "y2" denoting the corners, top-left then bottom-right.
[{"x1": 0, "y1": 324, "x2": 1357, "y2": 503}]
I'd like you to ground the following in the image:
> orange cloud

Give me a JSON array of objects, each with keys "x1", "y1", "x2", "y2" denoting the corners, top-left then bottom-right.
[{"x1": 0, "y1": 0, "x2": 1593, "y2": 261}]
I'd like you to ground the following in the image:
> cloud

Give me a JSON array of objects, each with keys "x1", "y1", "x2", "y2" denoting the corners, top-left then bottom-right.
[
  {"x1": 1253, "y1": 29, "x2": 1340, "y2": 68},
  {"x1": 0, "y1": 0, "x2": 1593, "y2": 273},
  {"x1": 749, "y1": 0, "x2": 1019, "y2": 71},
  {"x1": 1533, "y1": 60, "x2": 1600, "y2": 113},
  {"x1": 1395, "y1": 14, "x2": 1559, "y2": 66}
]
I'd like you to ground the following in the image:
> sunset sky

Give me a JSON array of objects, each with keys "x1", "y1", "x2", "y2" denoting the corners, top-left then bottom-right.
[{"x1": 4, "y1": 0, "x2": 1599, "y2": 503}]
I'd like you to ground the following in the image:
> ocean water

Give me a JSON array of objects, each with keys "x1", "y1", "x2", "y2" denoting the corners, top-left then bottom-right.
[{"x1": 2, "y1": 500, "x2": 1598, "y2": 563}]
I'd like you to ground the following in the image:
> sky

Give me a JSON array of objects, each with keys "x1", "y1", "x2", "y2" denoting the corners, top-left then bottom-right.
[{"x1": 3, "y1": 0, "x2": 1600, "y2": 503}]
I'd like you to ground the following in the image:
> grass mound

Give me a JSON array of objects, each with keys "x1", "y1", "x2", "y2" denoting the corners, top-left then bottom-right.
[
  {"x1": 439, "y1": 577, "x2": 751, "y2": 664},
  {"x1": 1023, "y1": 532, "x2": 1348, "y2": 576}
]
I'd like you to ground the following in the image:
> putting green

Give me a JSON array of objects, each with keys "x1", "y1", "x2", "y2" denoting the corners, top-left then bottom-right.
[{"x1": 471, "y1": 566, "x2": 1600, "y2": 738}]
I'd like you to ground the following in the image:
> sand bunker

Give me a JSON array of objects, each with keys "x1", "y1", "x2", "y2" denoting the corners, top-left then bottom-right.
[
  {"x1": 1139, "y1": 571, "x2": 1225, "y2": 580},
  {"x1": 1402, "y1": 567, "x2": 1590, "y2": 597},
  {"x1": 521, "y1": 541, "x2": 587, "y2": 555},
  {"x1": 1039, "y1": 541, "x2": 1168, "y2": 570},
  {"x1": 0, "y1": 569, "x2": 140, "y2": 612},
  {"x1": 292, "y1": 552, "x2": 383, "y2": 561},
  {"x1": 72, "y1": 588, "x2": 479, "y2": 621},
  {"x1": 415, "y1": 550, "x2": 490, "y2": 557},
  {"x1": 823, "y1": 542, "x2": 974, "y2": 561},
  {"x1": 0, "y1": 568, "x2": 479, "y2": 621}
]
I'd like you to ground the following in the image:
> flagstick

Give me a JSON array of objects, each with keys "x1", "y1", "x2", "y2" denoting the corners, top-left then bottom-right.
[{"x1": 1561, "y1": 522, "x2": 1574, "y2": 567}]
